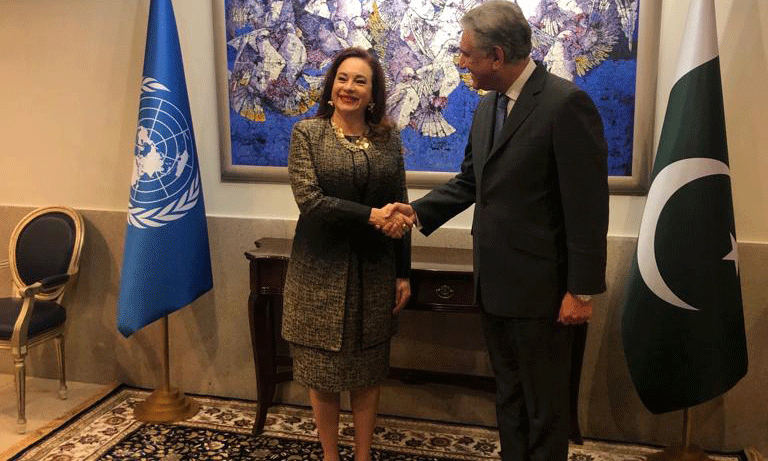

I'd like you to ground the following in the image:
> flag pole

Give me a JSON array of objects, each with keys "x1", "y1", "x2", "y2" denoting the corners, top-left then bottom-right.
[
  {"x1": 133, "y1": 316, "x2": 199, "y2": 422},
  {"x1": 683, "y1": 408, "x2": 692, "y2": 448},
  {"x1": 646, "y1": 408, "x2": 710, "y2": 461}
]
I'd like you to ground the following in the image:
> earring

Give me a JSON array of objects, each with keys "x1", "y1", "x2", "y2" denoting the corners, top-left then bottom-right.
[
  {"x1": 328, "y1": 100, "x2": 334, "y2": 107},
  {"x1": 367, "y1": 102, "x2": 374, "y2": 111}
]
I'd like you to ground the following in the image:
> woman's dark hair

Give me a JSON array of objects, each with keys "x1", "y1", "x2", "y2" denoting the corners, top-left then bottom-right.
[{"x1": 315, "y1": 47, "x2": 393, "y2": 141}]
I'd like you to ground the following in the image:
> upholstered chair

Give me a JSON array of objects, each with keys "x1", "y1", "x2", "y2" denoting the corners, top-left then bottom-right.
[{"x1": 0, "y1": 206, "x2": 84, "y2": 433}]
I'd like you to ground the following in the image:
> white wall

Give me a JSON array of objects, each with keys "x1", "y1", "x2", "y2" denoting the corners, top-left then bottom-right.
[{"x1": 0, "y1": 0, "x2": 766, "y2": 241}]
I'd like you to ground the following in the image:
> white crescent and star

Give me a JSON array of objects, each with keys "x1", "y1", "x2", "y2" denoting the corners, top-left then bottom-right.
[
  {"x1": 637, "y1": 157, "x2": 737, "y2": 311},
  {"x1": 723, "y1": 233, "x2": 739, "y2": 276}
]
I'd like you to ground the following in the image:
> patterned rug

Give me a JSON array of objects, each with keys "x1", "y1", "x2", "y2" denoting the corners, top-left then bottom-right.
[{"x1": 6, "y1": 387, "x2": 747, "y2": 461}]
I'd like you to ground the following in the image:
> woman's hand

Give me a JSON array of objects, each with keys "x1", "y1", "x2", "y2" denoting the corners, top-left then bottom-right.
[
  {"x1": 394, "y1": 278, "x2": 411, "y2": 314},
  {"x1": 369, "y1": 204, "x2": 412, "y2": 238}
]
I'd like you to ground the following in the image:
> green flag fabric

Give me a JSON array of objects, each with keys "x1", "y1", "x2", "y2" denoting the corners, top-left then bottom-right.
[{"x1": 621, "y1": 0, "x2": 747, "y2": 414}]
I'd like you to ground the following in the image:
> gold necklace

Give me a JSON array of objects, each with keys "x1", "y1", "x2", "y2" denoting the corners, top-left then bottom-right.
[{"x1": 330, "y1": 119, "x2": 370, "y2": 150}]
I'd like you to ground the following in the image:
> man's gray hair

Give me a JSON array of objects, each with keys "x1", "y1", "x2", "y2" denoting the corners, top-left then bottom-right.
[{"x1": 460, "y1": 0, "x2": 532, "y2": 62}]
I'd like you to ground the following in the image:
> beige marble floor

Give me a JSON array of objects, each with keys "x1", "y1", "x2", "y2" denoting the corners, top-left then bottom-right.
[{"x1": 0, "y1": 374, "x2": 115, "y2": 459}]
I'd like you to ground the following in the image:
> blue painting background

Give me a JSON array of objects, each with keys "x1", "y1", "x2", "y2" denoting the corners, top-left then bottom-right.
[{"x1": 225, "y1": 0, "x2": 638, "y2": 177}]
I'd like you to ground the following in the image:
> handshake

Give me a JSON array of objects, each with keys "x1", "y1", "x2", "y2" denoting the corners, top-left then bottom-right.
[{"x1": 368, "y1": 202, "x2": 416, "y2": 239}]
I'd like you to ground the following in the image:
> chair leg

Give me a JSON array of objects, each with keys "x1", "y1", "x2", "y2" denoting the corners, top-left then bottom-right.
[
  {"x1": 55, "y1": 334, "x2": 68, "y2": 400},
  {"x1": 13, "y1": 356, "x2": 27, "y2": 434}
]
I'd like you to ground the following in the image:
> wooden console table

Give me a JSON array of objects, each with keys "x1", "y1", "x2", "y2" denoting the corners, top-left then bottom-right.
[{"x1": 246, "y1": 237, "x2": 587, "y2": 443}]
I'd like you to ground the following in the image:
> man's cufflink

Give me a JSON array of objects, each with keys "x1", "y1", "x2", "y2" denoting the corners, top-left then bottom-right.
[{"x1": 575, "y1": 294, "x2": 592, "y2": 303}]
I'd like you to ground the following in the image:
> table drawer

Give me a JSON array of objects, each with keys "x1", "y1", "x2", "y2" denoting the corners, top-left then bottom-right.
[{"x1": 409, "y1": 269, "x2": 476, "y2": 312}]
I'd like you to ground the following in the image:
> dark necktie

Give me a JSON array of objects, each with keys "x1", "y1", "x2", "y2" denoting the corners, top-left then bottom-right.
[{"x1": 494, "y1": 93, "x2": 509, "y2": 143}]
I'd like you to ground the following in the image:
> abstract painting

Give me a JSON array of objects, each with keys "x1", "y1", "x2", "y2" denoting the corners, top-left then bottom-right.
[{"x1": 215, "y1": 0, "x2": 658, "y2": 192}]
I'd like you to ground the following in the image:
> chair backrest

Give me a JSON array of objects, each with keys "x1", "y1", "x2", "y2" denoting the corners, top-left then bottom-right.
[{"x1": 8, "y1": 206, "x2": 85, "y2": 302}]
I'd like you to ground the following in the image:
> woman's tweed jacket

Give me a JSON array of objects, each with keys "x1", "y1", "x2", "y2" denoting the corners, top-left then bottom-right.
[{"x1": 282, "y1": 118, "x2": 411, "y2": 352}]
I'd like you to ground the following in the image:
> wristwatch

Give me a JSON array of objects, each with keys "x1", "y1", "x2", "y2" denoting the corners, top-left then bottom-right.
[{"x1": 575, "y1": 294, "x2": 592, "y2": 303}]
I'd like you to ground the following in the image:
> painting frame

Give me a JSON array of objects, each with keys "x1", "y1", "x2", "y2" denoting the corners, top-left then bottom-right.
[{"x1": 213, "y1": 0, "x2": 660, "y2": 194}]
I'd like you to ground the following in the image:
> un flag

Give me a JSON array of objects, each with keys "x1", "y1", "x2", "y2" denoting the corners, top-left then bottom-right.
[{"x1": 117, "y1": 0, "x2": 213, "y2": 337}]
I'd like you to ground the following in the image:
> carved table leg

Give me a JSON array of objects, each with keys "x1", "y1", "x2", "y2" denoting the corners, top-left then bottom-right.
[{"x1": 249, "y1": 291, "x2": 278, "y2": 435}]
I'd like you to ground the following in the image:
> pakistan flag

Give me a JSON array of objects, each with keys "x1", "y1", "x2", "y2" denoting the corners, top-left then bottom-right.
[{"x1": 621, "y1": 0, "x2": 747, "y2": 414}]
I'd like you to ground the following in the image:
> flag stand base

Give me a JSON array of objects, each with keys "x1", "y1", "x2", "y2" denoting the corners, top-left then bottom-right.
[
  {"x1": 646, "y1": 445, "x2": 710, "y2": 461},
  {"x1": 646, "y1": 408, "x2": 710, "y2": 461},
  {"x1": 133, "y1": 387, "x2": 199, "y2": 423},
  {"x1": 132, "y1": 316, "x2": 199, "y2": 423}
]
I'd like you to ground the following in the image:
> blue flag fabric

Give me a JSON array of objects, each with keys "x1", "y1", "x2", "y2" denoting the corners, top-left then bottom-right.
[
  {"x1": 621, "y1": 0, "x2": 747, "y2": 413},
  {"x1": 117, "y1": 0, "x2": 213, "y2": 337}
]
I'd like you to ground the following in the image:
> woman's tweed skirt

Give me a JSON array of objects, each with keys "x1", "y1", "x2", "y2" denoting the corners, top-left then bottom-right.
[{"x1": 290, "y1": 251, "x2": 390, "y2": 392}]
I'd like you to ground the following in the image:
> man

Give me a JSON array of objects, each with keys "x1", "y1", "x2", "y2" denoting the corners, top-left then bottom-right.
[{"x1": 388, "y1": 2, "x2": 609, "y2": 460}]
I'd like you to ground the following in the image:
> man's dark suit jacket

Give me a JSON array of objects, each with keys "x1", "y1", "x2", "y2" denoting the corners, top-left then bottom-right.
[{"x1": 413, "y1": 62, "x2": 609, "y2": 319}]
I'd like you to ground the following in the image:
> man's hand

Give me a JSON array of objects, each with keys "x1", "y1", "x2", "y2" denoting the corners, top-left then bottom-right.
[
  {"x1": 558, "y1": 292, "x2": 592, "y2": 325},
  {"x1": 369, "y1": 204, "x2": 413, "y2": 238},
  {"x1": 381, "y1": 202, "x2": 416, "y2": 236},
  {"x1": 394, "y1": 278, "x2": 411, "y2": 314}
]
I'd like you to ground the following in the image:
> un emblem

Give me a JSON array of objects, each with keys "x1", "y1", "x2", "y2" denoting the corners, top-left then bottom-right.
[{"x1": 128, "y1": 77, "x2": 201, "y2": 229}]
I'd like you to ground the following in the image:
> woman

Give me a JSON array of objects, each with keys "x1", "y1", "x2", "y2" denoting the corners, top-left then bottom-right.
[{"x1": 282, "y1": 47, "x2": 411, "y2": 461}]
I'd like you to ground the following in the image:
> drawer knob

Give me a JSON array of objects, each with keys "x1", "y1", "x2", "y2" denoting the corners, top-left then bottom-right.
[{"x1": 435, "y1": 284, "x2": 455, "y2": 300}]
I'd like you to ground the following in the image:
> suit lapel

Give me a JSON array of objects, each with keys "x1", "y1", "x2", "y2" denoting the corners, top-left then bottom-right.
[
  {"x1": 474, "y1": 95, "x2": 496, "y2": 176},
  {"x1": 484, "y1": 64, "x2": 547, "y2": 166}
]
